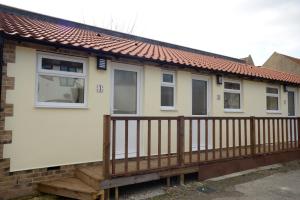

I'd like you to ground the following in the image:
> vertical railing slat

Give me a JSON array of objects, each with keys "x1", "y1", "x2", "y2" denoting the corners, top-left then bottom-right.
[
  {"x1": 232, "y1": 119, "x2": 236, "y2": 157},
  {"x1": 167, "y1": 119, "x2": 171, "y2": 167},
  {"x1": 205, "y1": 119, "x2": 208, "y2": 161},
  {"x1": 238, "y1": 119, "x2": 242, "y2": 156},
  {"x1": 277, "y1": 119, "x2": 280, "y2": 152},
  {"x1": 281, "y1": 119, "x2": 284, "y2": 150},
  {"x1": 148, "y1": 120, "x2": 151, "y2": 169},
  {"x1": 263, "y1": 119, "x2": 266, "y2": 153},
  {"x1": 257, "y1": 119, "x2": 261, "y2": 153},
  {"x1": 272, "y1": 119, "x2": 276, "y2": 152},
  {"x1": 189, "y1": 119, "x2": 192, "y2": 163},
  {"x1": 158, "y1": 119, "x2": 162, "y2": 168},
  {"x1": 197, "y1": 119, "x2": 201, "y2": 162},
  {"x1": 268, "y1": 119, "x2": 271, "y2": 153},
  {"x1": 212, "y1": 119, "x2": 216, "y2": 160},
  {"x1": 226, "y1": 119, "x2": 229, "y2": 158},
  {"x1": 250, "y1": 116, "x2": 256, "y2": 156},
  {"x1": 244, "y1": 119, "x2": 248, "y2": 155},
  {"x1": 125, "y1": 120, "x2": 129, "y2": 173},
  {"x1": 136, "y1": 120, "x2": 140, "y2": 171},
  {"x1": 257, "y1": 119, "x2": 261, "y2": 154},
  {"x1": 219, "y1": 119, "x2": 223, "y2": 159},
  {"x1": 290, "y1": 119, "x2": 293, "y2": 149},
  {"x1": 286, "y1": 118, "x2": 289, "y2": 150},
  {"x1": 294, "y1": 118, "x2": 297, "y2": 149},
  {"x1": 112, "y1": 120, "x2": 116, "y2": 175}
]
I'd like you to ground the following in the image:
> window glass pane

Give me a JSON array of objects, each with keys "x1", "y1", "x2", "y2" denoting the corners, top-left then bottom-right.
[
  {"x1": 162, "y1": 73, "x2": 173, "y2": 83},
  {"x1": 161, "y1": 86, "x2": 174, "y2": 107},
  {"x1": 224, "y1": 82, "x2": 240, "y2": 90},
  {"x1": 38, "y1": 75, "x2": 84, "y2": 103},
  {"x1": 267, "y1": 96, "x2": 279, "y2": 110},
  {"x1": 192, "y1": 80, "x2": 207, "y2": 115},
  {"x1": 288, "y1": 92, "x2": 295, "y2": 116},
  {"x1": 224, "y1": 92, "x2": 240, "y2": 109},
  {"x1": 266, "y1": 87, "x2": 278, "y2": 94},
  {"x1": 113, "y1": 70, "x2": 137, "y2": 114},
  {"x1": 42, "y1": 58, "x2": 83, "y2": 73}
]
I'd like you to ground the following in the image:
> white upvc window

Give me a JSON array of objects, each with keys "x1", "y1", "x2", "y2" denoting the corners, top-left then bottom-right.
[
  {"x1": 161, "y1": 71, "x2": 176, "y2": 110},
  {"x1": 36, "y1": 52, "x2": 88, "y2": 108},
  {"x1": 266, "y1": 86, "x2": 280, "y2": 112},
  {"x1": 224, "y1": 80, "x2": 242, "y2": 112}
]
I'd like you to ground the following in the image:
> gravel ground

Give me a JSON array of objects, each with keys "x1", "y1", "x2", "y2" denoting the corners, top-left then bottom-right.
[{"x1": 22, "y1": 160, "x2": 300, "y2": 200}]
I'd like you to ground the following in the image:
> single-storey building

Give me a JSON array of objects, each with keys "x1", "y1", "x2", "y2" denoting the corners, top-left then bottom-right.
[{"x1": 0, "y1": 4, "x2": 299, "y2": 200}]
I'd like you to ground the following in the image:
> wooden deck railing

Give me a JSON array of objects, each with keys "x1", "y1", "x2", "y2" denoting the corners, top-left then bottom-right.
[{"x1": 102, "y1": 115, "x2": 300, "y2": 178}]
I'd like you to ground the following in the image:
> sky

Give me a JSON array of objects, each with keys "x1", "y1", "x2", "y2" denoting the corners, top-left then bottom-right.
[{"x1": 0, "y1": 0, "x2": 299, "y2": 66}]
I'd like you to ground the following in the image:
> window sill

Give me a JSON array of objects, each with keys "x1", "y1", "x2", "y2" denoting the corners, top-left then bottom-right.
[
  {"x1": 266, "y1": 110, "x2": 281, "y2": 114},
  {"x1": 35, "y1": 103, "x2": 88, "y2": 109},
  {"x1": 224, "y1": 109, "x2": 243, "y2": 113},
  {"x1": 160, "y1": 107, "x2": 177, "y2": 111}
]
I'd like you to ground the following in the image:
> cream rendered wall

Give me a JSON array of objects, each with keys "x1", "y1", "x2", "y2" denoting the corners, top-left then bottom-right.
[
  {"x1": 3, "y1": 46, "x2": 299, "y2": 171},
  {"x1": 4, "y1": 46, "x2": 111, "y2": 171}
]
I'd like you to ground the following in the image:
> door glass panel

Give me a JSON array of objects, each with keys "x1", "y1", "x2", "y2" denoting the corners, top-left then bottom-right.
[
  {"x1": 192, "y1": 79, "x2": 207, "y2": 115},
  {"x1": 288, "y1": 91, "x2": 295, "y2": 116},
  {"x1": 113, "y1": 69, "x2": 137, "y2": 114}
]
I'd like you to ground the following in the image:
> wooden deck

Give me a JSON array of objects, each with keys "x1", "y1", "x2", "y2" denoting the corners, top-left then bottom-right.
[
  {"x1": 79, "y1": 144, "x2": 279, "y2": 179},
  {"x1": 38, "y1": 115, "x2": 300, "y2": 200},
  {"x1": 38, "y1": 143, "x2": 299, "y2": 200}
]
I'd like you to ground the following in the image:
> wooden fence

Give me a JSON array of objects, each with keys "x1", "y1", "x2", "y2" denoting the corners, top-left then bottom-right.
[{"x1": 102, "y1": 115, "x2": 300, "y2": 178}]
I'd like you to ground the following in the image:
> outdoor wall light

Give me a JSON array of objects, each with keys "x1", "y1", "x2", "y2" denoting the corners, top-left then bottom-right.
[
  {"x1": 97, "y1": 56, "x2": 107, "y2": 70},
  {"x1": 283, "y1": 84, "x2": 288, "y2": 92},
  {"x1": 216, "y1": 74, "x2": 223, "y2": 85}
]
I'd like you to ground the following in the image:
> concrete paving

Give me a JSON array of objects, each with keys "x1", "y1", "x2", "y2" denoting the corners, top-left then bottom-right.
[{"x1": 215, "y1": 169, "x2": 300, "y2": 200}]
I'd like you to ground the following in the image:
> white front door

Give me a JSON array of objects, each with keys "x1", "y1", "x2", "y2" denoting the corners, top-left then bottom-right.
[
  {"x1": 191, "y1": 76, "x2": 212, "y2": 150},
  {"x1": 111, "y1": 63, "x2": 142, "y2": 159}
]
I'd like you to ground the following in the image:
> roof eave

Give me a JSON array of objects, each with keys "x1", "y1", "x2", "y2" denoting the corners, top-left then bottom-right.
[{"x1": 2, "y1": 33, "x2": 299, "y2": 87}]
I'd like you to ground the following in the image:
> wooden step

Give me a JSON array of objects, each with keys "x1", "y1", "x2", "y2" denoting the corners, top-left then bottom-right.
[
  {"x1": 38, "y1": 177, "x2": 103, "y2": 200},
  {"x1": 76, "y1": 165, "x2": 104, "y2": 190}
]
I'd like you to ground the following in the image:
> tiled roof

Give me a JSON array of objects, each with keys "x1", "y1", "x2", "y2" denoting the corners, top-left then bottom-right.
[{"x1": 0, "y1": 6, "x2": 300, "y2": 85}]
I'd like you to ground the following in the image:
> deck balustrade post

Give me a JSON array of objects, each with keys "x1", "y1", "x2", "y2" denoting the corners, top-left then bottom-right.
[
  {"x1": 250, "y1": 116, "x2": 256, "y2": 156},
  {"x1": 298, "y1": 117, "x2": 300, "y2": 149},
  {"x1": 103, "y1": 115, "x2": 111, "y2": 180},
  {"x1": 177, "y1": 116, "x2": 185, "y2": 166}
]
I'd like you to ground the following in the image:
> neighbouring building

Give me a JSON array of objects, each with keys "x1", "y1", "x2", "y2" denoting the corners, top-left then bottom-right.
[
  {"x1": 263, "y1": 52, "x2": 300, "y2": 75},
  {"x1": 241, "y1": 54, "x2": 255, "y2": 65},
  {"x1": 0, "y1": 4, "x2": 299, "y2": 200}
]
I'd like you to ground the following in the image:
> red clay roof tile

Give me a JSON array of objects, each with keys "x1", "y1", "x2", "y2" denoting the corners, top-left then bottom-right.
[{"x1": 0, "y1": 11, "x2": 300, "y2": 84}]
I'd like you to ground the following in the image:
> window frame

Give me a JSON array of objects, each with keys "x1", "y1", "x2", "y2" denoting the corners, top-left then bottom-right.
[
  {"x1": 223, "y1": 79, "x2": 243, "y2": 113},
  {"x1": 266, "y1": 85, "x2": 280, "y2": 113},
  {"x1": 160, "y1": 71, "x2": 176, "y2": 110},
  {"x1": 35, "y1": 52, "x2": 88, "y2": 108}
]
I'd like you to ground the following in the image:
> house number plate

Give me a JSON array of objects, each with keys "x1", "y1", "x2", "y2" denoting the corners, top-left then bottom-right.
[{"x1": 97, "y1": 84, "x2": 104, "y2": 93}]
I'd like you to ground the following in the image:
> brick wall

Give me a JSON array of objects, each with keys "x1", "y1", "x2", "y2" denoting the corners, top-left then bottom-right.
[{"x1": 0, "y1": 40, "x2": 99, "y2": 200}]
